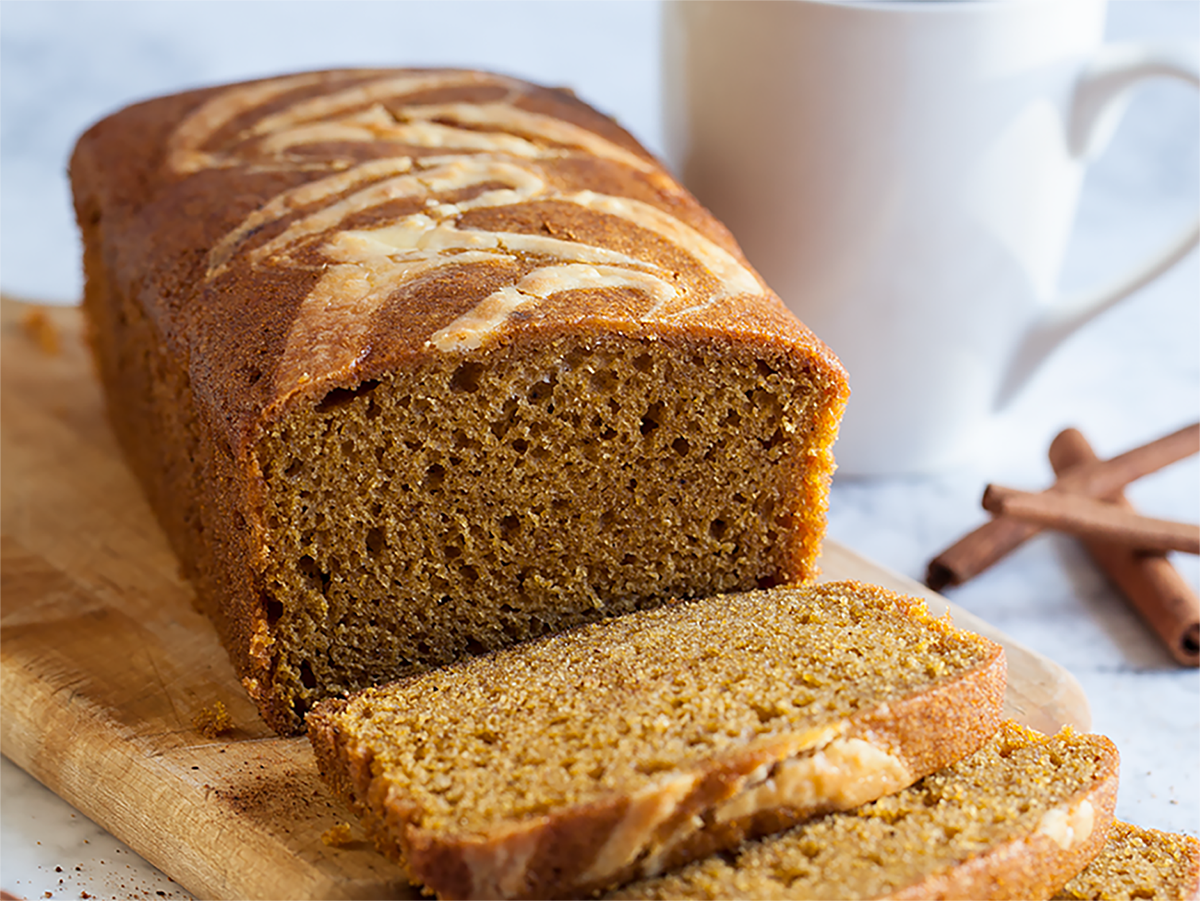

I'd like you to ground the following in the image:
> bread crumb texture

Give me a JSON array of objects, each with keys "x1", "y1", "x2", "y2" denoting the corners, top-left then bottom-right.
[
  {"x1": 316, "y1": 582, "x2": 995, "y2": 836},
  {"x1": 261, "y1": 335, "x2": 832, "y2": 721},
  {"x1": 320, "y1": 823, "x2": 356, "y2": 848},
  {"x1": 1055, "y1": 821, "x2": 1200, "y2": 901},
  {"x1": 20, "y1": 307, "x2": 60, "y2": 356},
  {"x1": 190, "y1": 701, "x2": 233, "y2": 738},
  {"x1": 611, "y1": 723, "x2": 1118, "y2": 900}
]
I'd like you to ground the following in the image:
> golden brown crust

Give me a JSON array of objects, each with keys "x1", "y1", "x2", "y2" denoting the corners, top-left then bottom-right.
[
  {"x1": 72, "y1": 69, "x2": 849, "y2": 735},
  {"x1": 72, "y1": 68, "x2": 843, "y2": 453}
]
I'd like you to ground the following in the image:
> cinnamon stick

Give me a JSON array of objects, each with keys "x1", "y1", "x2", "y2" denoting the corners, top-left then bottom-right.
[
  {"x1": 1050, "y1": 428, "x2": 1199, "y2": 667},
  {"x1": 926, "y1": 516, "x2": 1041, "y2": 592},
  {"x1": 982, "y1": 484, "x2": 1200, "y2": 556},
  {"x1": 925, "y1": 422, "x2": 1199, "y2": 589}
]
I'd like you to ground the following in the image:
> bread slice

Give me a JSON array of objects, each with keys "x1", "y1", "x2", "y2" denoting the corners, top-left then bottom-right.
[
  {"x1": 69, "y1": 68, "x2": 849, "y2": 734},
  {"x1": 1054, "y1": 821, "x2": 1200, "y2": 901},
  {"x1": 610, "y1": 722, "x2": 1119, "y2": 901},
  {"x1": 307, "y1": 581, "x2": 1007, "y2": 899}
]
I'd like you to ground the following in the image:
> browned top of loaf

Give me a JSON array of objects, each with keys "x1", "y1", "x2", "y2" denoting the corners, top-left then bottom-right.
[{"x1": 69, "y1": 68, "x2": 845, "y2": 455}]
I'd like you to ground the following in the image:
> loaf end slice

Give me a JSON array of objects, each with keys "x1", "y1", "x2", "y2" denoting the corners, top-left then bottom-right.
[
  {"x1": 610, "y1": 721, "x2": 1120, "y2": 901},
  {"x1": 308, "y1": 580, "x2": 1007, "y2": 899},
  {"x1": 1054, "y1": 820, "x2": 1200, "y2": 901}
]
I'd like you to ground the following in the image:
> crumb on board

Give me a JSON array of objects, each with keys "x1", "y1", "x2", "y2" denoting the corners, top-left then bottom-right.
[
  {"x1": 321, "y1": 823, "x2": 355, "y2": 847},
  {"x1": 20, "y1": 308, "x2": 60, "y2": 356},
  {"x1": 191, "y1": 701, "x2": 233, "y2": 738}
]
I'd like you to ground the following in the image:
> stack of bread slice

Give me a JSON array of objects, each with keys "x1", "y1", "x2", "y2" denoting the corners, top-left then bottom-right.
[{"x1": 308, "y1": 580, "x2": 1196, "y2": 900}]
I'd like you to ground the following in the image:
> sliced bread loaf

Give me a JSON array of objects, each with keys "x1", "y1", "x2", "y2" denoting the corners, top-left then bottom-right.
[
  {"x1": 308, "y1": 580, "x2": 1006, "y2": 899},
  {"x1": 71, "y1": 68, "x2": 848, "y2": 735},
  {"x1": 1055, "y1": 820, "x2": 1200, "y2": 901},
  {"x1": 609, "y1": 722, "x2": 1119, "y2": 901}
]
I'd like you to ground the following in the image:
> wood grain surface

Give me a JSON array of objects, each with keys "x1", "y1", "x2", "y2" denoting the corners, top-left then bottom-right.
[{"x1": 0, "y1": 297, "x2": 1090, "y2": 901}]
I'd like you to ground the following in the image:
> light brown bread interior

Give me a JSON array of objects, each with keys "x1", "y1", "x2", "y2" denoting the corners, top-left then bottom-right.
[
  {"x1": 260, "y1": 333, "x2": 829, "y2": 720},
  {"x1": 1054, "y1": 820, "x2": 1200, "y2": 901}
]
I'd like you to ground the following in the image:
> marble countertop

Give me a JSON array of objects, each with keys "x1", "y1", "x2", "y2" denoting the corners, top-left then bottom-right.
[{"x1": 2, "y1": 2, "x2": 1196, "y2": 898}]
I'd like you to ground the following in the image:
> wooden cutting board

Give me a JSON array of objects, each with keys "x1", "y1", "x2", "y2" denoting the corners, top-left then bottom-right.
[{"x1": 0, "y1": 297, "x2": 1090, "y2": 901}]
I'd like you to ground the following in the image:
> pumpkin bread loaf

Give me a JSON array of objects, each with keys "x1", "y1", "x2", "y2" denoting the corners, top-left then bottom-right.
[
  {"x1": 609, "y1": 722, "x2": 1120, "y2": 901},
  {"x1": 69, "y1": 68, "x2": 849, "y2": 734},
  {"x1": 307, "y1": 581, "x2": 1007, "y2": 900},
  {"x1": 1055, "y1": 821, "x2": 1200, "y2": 901}
]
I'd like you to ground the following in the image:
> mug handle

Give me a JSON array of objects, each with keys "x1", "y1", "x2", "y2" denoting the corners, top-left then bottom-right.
[{"x1": 997, "y1": 42, "x2": 1199, "y2": 407}]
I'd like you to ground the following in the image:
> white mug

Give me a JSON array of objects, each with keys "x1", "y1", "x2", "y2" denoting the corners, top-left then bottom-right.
[{"x1": 662, "y1": 0, "x2": 1199, "y2": 475}]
